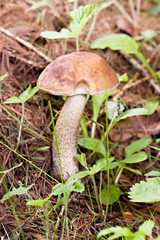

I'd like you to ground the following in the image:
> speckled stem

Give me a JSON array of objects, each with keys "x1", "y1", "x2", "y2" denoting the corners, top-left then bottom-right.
[{"x1": 53, "y1": 95, "x2": 86, "y2": 181}]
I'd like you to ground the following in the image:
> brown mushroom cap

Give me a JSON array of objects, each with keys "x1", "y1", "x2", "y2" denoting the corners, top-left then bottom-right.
[{"x1": 37, "y1": 52, "x2": 118, "y2": 96}]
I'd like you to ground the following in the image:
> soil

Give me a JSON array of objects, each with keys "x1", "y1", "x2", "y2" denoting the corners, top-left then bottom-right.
[{"x1": 0, "y1": 0, "x2": 160, "y2": 239}]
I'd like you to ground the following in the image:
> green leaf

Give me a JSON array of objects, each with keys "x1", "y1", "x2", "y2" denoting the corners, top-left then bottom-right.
[
  {"x1": 97, "y1": 226, "x2": 133, "y2": 239},
  {"x1": 0, "y1": 73, "x2": 8, "y2": 82},
  {"x1": 117, "y1": 73, "x2": 129, "y2": 82},
  {"x1": 107, "y1": 101, "x2": 119, "y2": 120},
  {"x1": 91, "y1": 94, "x2": 106, "y2": 137},
  {"x1": 125, "y1": 138, "x2": 152, "y2": 157},
  {"x1": 77, "y1": 153, "x2": 87, "y2": 168},
  {"x1": 110, "y1": 108, "x2": 148, "y2": 130},
  {"x1": 19, "y1": 85, "x2": 39, "y2": 103},
  {"x1": 69, "y1": 4, "x2": 96, "y2": 38},
  {"x1": 115, "y1": 108, "x2": 148, "y2": 122},
  {"x1": 51, "y1": 179, "x2": 84, "y2": 196},
  {"x1": 4, "y1": 96, "x2": 21, "y2": 104},
  {"x1": 78, "y1": 137, "x2": 106, "y2": 156},
  {"x1": 73, "y1": 180, "x2": 85, "y2": 193},
  {"x1": 69, "y1": 159, "x2": 107, "y2": 181},
  {"x1": 91, "y1": 34, "x2": 139, "y2": 54},
  {"x1": 96, "y1": 158, "x2": 119, "y2": 171},
  {"x1": 101, "y1": 185, "x2": 121, "y2": 205},
  {"x1": 139, "y1": 220, "x2": 154, "y2": 238},
  {"x1": 145, "y1": 170, "x2": 160, "y2": 177},
  {"x1": 40, "y1": 28, "x2": 72, "y2": 39},
  {"x1": 128, "y1": 177, "x2": 160, "y2": 202},
  {"x1": 1, "y1": 181, "x2": 34, "y2": 203},
  {"x1": 144, "y1": 100, "x2": 159, "y2": 115},
  {"x1": 120, "y1": 152, "x2": 148, "y2": 164},
  {"x1": 26, "y1": 198, "x2": 49, "y2": 207}
]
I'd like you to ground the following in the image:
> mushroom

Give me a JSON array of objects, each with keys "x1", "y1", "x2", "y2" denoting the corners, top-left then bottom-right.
[{"x1": 37, "y1": 52, "x2": 118, "y2": 181}]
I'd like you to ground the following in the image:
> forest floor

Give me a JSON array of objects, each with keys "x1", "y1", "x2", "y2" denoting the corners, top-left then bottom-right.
[{"x1": 0, "y1": 0, "x2": 160, "y2": 239}]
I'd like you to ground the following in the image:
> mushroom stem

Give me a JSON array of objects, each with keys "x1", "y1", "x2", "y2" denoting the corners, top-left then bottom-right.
[{"x1": 53, "y1": 94, "x2": 86, "y2": 181}]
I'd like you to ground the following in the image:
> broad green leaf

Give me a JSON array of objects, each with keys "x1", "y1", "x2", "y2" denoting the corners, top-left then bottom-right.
[
  {"x1": 97, "y1": 226, "x2": 133, "y2": 239},
  {"x1": 69, "y1": 4, "x2": 96, "y2": 38},
  {"x1": 96, "y1": 158, "x2": 119, "y2": 171},
  {"x1": 120, "y1": 152, "x2": 148, "y2": 164},
  {"x1": 91, "y1": 34, "x2": 138, "y2": 54},
  {"x1": 19, "y1": 85, "x2": 31, "y2": 102},
  {"x1": 145, "y1": 170, "x2": 160, "y2": 177},
  {"x1": 125, "y1": 138, "x2": 152, "y2": 157},
  {"x1": 77, "y1": 153, "x2": 87, "y2": 168},
  {"x1": 128, "y1": 177, "x2": 160, "y2": 202},
  {"x1": 51, "y1": 180, "x2": 84, "y2": 196},
  {"x1": 1, "y1": 181, "x2": 34, "y2": 203},
  {"x1": 139, "y1": 220, "x2": 154, "y2": 238},
  {"x1": 26, "y1": 198, "x2": 49, "y2": 207},
  {"x1": 115, "y1": 108, "x2": 148, "y2": 122},
  {"x1": 109, "y1": 107, "x2": 148, "y2": 130},
  {"x1": 0, "y1": 73, "x2": 8, "y2": 82},
  {"x1": 69, "y1": 159, "x2": 106, "y2": 181},
  {"x1": 144, "y1": 100, "x2": 159, "y2": 115},
  {"x1": 40, "y1": 28, "x2": 71, "y2": 39},
  {"x1": 4, "y1": 96, "x2": 21, "y2": 104},
  {"x1": 92, "y1": 94, "x2": 106, "y2": 121},
  {"x1": 78, "y1": 137, "x2": 106, "y2": 156},
  {"x1": 101, "y1": 185, "x2": 121, "y2": 205},
  {"x1": 73, "y1": 180, "x2": 85, "y2": 193},
  {"x1": 19, "y1": 85, "x2": 39, "y2": 103}
]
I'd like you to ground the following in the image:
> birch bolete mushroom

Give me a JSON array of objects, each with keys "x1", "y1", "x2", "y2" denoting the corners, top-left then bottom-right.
[{"x1": 37, "y1": 51, "x2": 118, "y2": 181}]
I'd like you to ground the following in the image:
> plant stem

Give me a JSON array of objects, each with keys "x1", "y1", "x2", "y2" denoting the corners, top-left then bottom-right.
[
  {"x1": 16, "y1": 102, "x2": 24, "y2": 149},
  {"x1": 136, "y1": 52, "x2": 157, "y2": 80},
  {"x1": 91, "y1": 175, "x2": 101, "y2": 213},
  {"x1": 104, "y1": 92, "x2": 110, "y2": 221}
]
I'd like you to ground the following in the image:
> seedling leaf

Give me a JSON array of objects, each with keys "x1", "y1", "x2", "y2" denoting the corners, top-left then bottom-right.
[
  {"x1": 40, "y1": 28, "x2": 72, "y2": 39},
  {"x1": 139, "y1": 220, "x2": 154, "y2": 238},
  {"x1": 91, "y1": 33, "x2": 138, "y2": 54},
  {"x1": 1, "y1": 181, "x2": 34, "y2": 203},
  {"x1": 125, "y1": 138, "x2": 152, "y2": 157},
  {"x1": 4, "y1": 96, "x2": 21, "y2": 104},
  {"x1": 19, "y1": 85, "x2": 39, "y2": 103},
  {"x1": 128, "y1": 177, "x2": 160, "y2": 202},
  {"x1": 26, "y1": 198, "x2": 49, "y2": 207},
  {"x1": 69, "y1": 4, "x2": 96, "y2": 38},
  {"x1": 145, "y1": 170, "x2": 160, "y2": 177},
  {"x1": 78, "y1": 137, "x2": 106, "y2": 156},
  {"x1": 120, "y1": 152, "x2": 148, "y2": 164},
  {"x1": 77, "y1": 153, "x2": 87, "y2": 168},
  {"x1": 97, "y1": 226, "x2": 133, "y2": 239},
  {"x1": 101, "y1": 185, "x2": 121, "y2": 205},
  {"x1": 144, "y1": 100, "x2": 159, "y2": 115}
]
